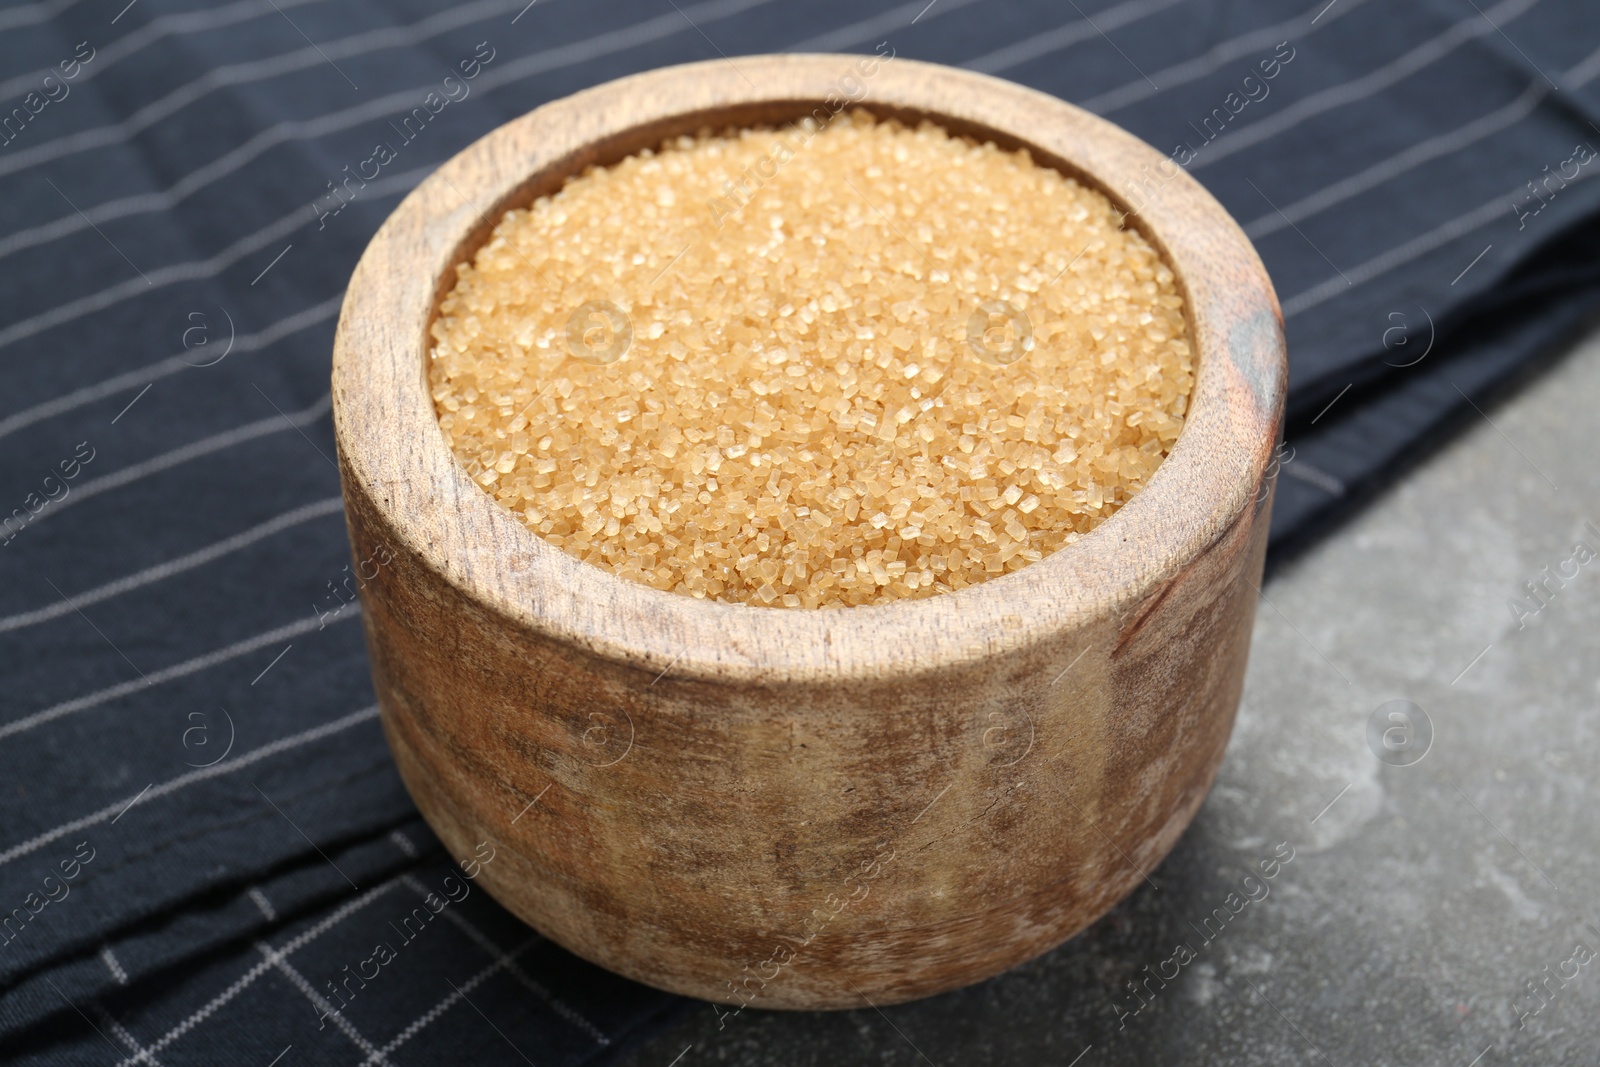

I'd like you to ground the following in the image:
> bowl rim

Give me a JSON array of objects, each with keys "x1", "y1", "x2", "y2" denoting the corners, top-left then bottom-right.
[{"x1": 332, "y1": 53, "x2": 1286, "y2": 686}]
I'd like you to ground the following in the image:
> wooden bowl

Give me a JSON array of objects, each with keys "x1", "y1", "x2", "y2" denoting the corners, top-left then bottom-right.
[{"x1": 332, "y1": 54, "x2": 1285, "y2": 1010}]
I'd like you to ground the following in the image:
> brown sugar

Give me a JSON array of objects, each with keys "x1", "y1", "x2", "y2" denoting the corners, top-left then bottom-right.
[{"x1": 428, "y1": 111, "x2": 1193, "y2": 608}]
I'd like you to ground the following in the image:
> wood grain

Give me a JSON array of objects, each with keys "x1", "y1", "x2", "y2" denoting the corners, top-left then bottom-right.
[{"x1": 332, "y1": 54, "x2": 1287, "y2": 1010}]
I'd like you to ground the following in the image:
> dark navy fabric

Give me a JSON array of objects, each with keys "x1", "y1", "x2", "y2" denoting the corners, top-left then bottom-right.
[{"x1": 1, "y1": 0, "x2": 1597, "y2": 1062}]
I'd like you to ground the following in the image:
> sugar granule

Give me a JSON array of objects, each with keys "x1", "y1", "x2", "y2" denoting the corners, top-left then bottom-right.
[{"x1": 429, "y1": 111, "x2": 1193, "y2": 608}]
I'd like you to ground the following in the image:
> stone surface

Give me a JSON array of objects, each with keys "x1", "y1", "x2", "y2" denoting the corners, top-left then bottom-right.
[{"x1": 615, "y1": 323, "x2": 1600, "y2": 1065}]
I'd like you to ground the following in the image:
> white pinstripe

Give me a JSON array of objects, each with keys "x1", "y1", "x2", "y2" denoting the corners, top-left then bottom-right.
[
  {"x1": 0, "y1": 295, "x2": 340, "y2": 443},
  {"x1": 0, "y1": 0, "x2": 86, "y2": 33},
  {"x1": 0, "y1": 125, "x2": 429, "y2": 260},
  {"x1": 398, "y1": 874, "x2": 605, "y2": 1045},
  {"x1": 99, "y1": 944, "x2": 130, "y2": 985},
  {"x1": 0, "y1": 0, "x2": 526, "y2": 178},
  {"x1": 1076, "y1": 0, "x2": 1381, "y2": 115},
  {"x1": 93, "y1": 1002, "x2": 161, "y2": 1066},
  {"x1": 0, "y1": 0, "x2": 780, "y2": 263},
  {"x1": 4, "y1": 393, "x2": 331, "y2": 529},
  {"x1": 0, "y1": 159, "x2": 429, "y2": 350},
  {"x1": 785, "y1": 0, "x2": 982, "y2": 52},
  {"x1": 0, "y1": 705, "x2": 378, "y2": 869},
  {"x1": 0, "y1": 211, "x2": 300, "y2": 351},
  {"x1": 1244, "y1": 81, "x2": 1550, "y2": 239},
  {"x1": 248, "y1": 886, "x2": 278, "y2": 922},
  {"x1": 0, "y1": 160, "x2": 433, "y2": 349},
  {"x1": 1189, "y1": 0, "x2": 1546, "y2": 171},
  {"x1": 387, "y1": 830, "x2": 418, "y2": 858},
  {"x1": 358, "y1": 938, "x2": 539, "y2": 1066},
  {"x1": 0, "y1": 0, "x2": 334, "y2": 103},
  {"x1": 0, "y1": 496, "x2": 342, "y2": 632},
  {"x1": 1563, "y1": 37, "x2": 1600, "y2": 87},
  {"x1": 111, "y1": 877, "x2": 400, "y2": 1067},
  {"x1": 1282, "y1": 165, "x2": 1599, "y2": 319},
  {"x1": 1276, "y1": 38, "x2": 1600, "y2": 319},
  {"x1": 0, "y1": 605, "x2": 361, "y2": 743},
  {"x1": 260, "y1": 944, "x2": 392, "y2": 1066},
  {"x1": 963, "y1": 0, "x2": 1193, "y2": 75}
]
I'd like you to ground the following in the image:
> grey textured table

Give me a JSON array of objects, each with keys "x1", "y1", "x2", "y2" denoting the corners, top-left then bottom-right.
[{"x1": 617, "y1": 324, "x2": 1600, "y2": 1066}]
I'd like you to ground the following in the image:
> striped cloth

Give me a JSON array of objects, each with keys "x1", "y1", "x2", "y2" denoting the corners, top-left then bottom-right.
[{"x1": 2, "y1": 0, "x2": 1597, "y2": 1062}]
